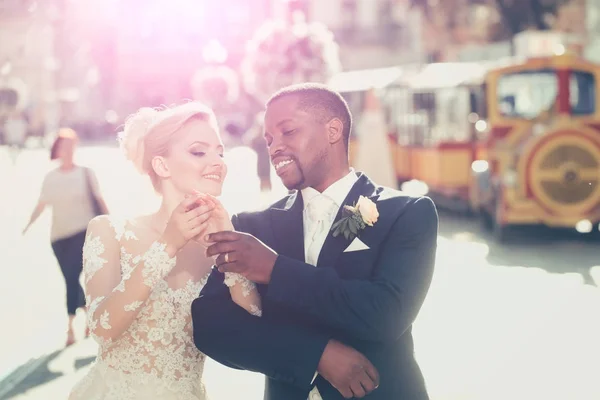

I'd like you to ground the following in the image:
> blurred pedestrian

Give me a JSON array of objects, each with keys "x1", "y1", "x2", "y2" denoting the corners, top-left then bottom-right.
[
  {"x1": 354, "y1": 89, "x2": 397, "y2": 189},
  {"x1": 3, "y1": 110, "x2": 27, "y2": 163},
  {"x1": 22, "y1": 128, "x2": 109, "y2": 346},
  {"x1": 248, "y1": 112, "x2": 272, "y2": 191}
]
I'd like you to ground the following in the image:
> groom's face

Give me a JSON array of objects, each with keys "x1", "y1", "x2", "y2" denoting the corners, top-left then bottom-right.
[{"x1": 264, "y1": 95, "x2": 329, "y2": 190}]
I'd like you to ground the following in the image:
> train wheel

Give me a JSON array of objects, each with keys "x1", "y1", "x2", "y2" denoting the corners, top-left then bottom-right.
[
  {"x1": 480, "y1": 201, "x2": 511, "y2": 242},
  {"x1": 480, "y1": 208, "x2": 494, "y2": 231},
  {"x1": 586, "y1": 227, "x2": 600, "y2": 242},
  {"x1": 493, "y1": 220, "x2": 511, "y2": 243},
  {"x1": 492, "y1": 198, "x2": 512, "y2": 243}
]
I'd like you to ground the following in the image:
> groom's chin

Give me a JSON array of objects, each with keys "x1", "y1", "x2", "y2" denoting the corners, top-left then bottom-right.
[
  {"x1": 277, "y1": 168, "x2": 304, "y2": 191},
  {"x1": 282, "y1": 178, "x2": 304, "y2": 191}
]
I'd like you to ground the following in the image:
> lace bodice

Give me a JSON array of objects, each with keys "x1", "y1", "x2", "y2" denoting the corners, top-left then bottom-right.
[
  {"x1": 69, "y1": 216, "x2": 209, "y2": 399},
  {"x1": 70, "y1": 215, "x2": 263, "y2": 400}
]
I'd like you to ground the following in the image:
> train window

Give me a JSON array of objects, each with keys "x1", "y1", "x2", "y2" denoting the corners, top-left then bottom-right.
[
  {"x1": 440, "y1": 88, "x2": 470, "y2": 142},
  {"x1": 412, "y1": 92, "x2": 436, "y2": 145},
  {"x1": 497, "y1": 69, "x2": 557, "y2": 119},
  {"x1": 469, "y1": 91, "x2": 477, "y2": 114},
  {"x1": 467, "y1": 85, "x2": 489, "y2": 141},
  {"x1": 413, "y1": 92, "x2": 436, "y2": 112},
  {"x1": 480, "y1": 83, "x2": 488, "y2": 119},
  {"x1": 570, "y1": 71, "x2": 595, "y2": 115},
  {"x1": 470, "y1": 84, "x2": 488, "y2": 119},
  {"x1": 390, "y1": 88, "x2": 418, "y2": 146},
  {"x1": 498, "y1": 69, "x2": 596, "y2": 118}
]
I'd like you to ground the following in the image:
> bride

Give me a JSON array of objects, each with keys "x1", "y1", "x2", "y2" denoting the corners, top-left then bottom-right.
[{"x1": 69, "y1": 102, "x2": 261, "y2": 400}]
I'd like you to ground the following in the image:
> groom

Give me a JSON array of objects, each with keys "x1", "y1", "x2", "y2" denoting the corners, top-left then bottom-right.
[{"x1": 192, "y1": 83, "x2": 438, "y2": 399}]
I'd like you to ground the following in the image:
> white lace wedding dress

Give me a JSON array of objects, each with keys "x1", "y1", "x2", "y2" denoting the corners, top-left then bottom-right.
[{"x1": 69, "y1": 215, "x2": 259, "y2": 400}]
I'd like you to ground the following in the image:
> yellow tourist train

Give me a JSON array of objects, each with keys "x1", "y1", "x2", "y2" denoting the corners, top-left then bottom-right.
[{"x1": 331, "y1": 53, "x2": 600, "y2": 241}]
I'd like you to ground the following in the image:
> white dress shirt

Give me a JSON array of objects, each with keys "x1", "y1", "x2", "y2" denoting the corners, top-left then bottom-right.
[
  {"x1": 301, "y1": 170, "x2": 358, "y2": 267},
  {"x1": 300, "y1": 170, "x2": 358, "y2": 399}
]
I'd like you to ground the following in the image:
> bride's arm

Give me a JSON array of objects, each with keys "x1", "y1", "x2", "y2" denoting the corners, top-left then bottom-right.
[
  {"x1": 201, "y1": 194, "x2": 262, "y2": 317},
  {"x1": 224, "y1": 272, "x2": 262, "y2": 316},
  {"x1": 83, "y1": 216, "x2": 177, "y2": 347}
]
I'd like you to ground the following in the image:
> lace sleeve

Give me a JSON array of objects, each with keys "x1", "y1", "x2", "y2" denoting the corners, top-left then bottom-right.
[
  {"x1": 224, "y1": 273, "x2": 262, "y2": 317},
  {"x1": 83, "y1": 216, "x2": 177, "y2": 348}
]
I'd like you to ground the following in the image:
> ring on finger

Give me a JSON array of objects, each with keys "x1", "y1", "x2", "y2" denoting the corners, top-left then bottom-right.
[{"x1": 224, "y1": 252, "x2": 229, "y2": 263}]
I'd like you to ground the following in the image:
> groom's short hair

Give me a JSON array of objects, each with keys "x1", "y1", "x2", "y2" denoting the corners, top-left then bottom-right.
[{"x1": 266, "y1": 83, "x2": 352, "y2": 148}]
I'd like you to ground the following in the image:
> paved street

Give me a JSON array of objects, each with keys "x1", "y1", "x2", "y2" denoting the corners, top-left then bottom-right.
[{"x1": 1, "y1": 145, "x2": 599, "y2": 400}]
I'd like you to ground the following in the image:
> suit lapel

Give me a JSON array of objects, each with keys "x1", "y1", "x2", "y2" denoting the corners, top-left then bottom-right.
[
  {"x1": 317, "y1": 173, "x2": 381, "y2": 268},
  {"x1": 270, "y1": 191, "x2": 305, "y2": 262}
]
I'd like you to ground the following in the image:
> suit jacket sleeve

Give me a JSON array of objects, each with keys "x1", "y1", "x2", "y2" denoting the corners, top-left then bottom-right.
[
  {"x1": 266, "y1": 196, "x2": 438, "y2": 343},
  {"x1": 191, "y1": 214, "x2": 330, "y2": 390}
]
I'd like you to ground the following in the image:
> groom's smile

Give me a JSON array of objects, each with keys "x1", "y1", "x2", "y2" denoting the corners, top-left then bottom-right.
[{"x1": 273, "y1": 157, "x2": 295, "y2": 174}]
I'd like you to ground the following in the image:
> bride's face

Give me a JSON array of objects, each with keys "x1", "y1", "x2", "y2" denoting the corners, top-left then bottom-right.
[{"x1": 158, "y1": 118, "x2": 227, "y2": 197}]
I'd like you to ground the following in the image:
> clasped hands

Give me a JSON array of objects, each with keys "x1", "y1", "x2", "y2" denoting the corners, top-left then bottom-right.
[
  {"x1": 160, "y1": 191, "x2": 278, "y2": 285},
  {"x1": 160, "y1": 192, "x2": 231, "y2": 257}
]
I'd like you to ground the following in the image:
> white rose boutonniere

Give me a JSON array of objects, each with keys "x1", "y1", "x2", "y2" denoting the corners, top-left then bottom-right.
[{"x1": 331, "y1": 196, "x2": 379, "y2": 241}]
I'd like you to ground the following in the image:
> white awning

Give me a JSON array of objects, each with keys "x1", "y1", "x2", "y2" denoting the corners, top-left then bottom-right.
[
  {"x1": 327, "y1": 66, "x2": 406, "y2": 93},
  {"x1": 408, "y1": 62, "x2": 488, "y2": 89}
]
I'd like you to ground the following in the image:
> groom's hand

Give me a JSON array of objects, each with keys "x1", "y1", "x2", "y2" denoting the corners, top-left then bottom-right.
[
  {"x1": 318, "y1": 340, "x2": 380, "y2": 399},
  {"x1": 205, "y1": 231, "x2": 278, "y2": 284}
]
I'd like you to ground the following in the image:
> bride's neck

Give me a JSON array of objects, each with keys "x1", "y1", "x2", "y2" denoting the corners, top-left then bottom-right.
[{"x1": 151, "y1": 190, "x2": 185, "y2": 233}]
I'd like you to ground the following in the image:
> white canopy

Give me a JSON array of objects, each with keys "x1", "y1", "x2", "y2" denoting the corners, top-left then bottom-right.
[
  {"x1": 407, "y1": 62, "x2": 488, "y2": 89},
  {"x1": 327, "y1": 66, "x2": 407, "y2": 93}
]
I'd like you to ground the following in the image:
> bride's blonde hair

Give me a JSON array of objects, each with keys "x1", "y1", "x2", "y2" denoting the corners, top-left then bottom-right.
[{"x1": 118, "y1": 102, "x2": 218, "y2": 191}]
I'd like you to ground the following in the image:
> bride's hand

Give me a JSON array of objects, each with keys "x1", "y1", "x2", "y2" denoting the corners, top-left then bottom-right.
[
  {"x1": 193, "y1": 193, "x2": 232, "y2": 246},
  {"x1": 159, "y1": 194, "x2": 215, "y2": 256}
]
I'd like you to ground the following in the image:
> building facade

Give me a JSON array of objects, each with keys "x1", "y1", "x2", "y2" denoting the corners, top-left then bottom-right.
[
  {"x1": 302, "y1": 0, "x2": 427, "y2": 69},
  {"x1": 0, "y1": 0, "x2": 59, "y2": 136}
]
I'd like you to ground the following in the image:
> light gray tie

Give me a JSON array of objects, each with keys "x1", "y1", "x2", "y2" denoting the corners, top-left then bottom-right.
[{"x1": 305, "y1": 195, "x2": 334, "y2": 266}]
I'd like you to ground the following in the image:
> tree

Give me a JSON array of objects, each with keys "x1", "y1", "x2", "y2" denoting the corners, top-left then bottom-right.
[
  {"x1": 490, "y1": 0, "x2": 574, "y2": 40},
  {"x1": 240, "y1": 12, "x2": 342, "y2": 104},
  {"x1": 409, "y1": 0, "x2": 495, "y2": 60},
  {"x1": 190, "y1": 65, "x2": 240, "y2": 112},
  {"x1": 410, "y1": 0, "x2": 577, "y2": 44}
]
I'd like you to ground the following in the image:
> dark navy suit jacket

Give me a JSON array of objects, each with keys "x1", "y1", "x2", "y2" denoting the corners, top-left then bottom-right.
[{"x1": 192, "y1": 173, "x2": 438, "y2": 399}]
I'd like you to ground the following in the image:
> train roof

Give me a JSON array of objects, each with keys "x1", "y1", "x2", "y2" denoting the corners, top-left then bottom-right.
[
  {"x1": 406, "y1": 62, "x2": 489, "y2": 89},
  {"x1": 328, "y1": 61, "x2": 505, "y2": 92},
  {"x1": 403, "y1": 58, "x2": 530, "y2": 89},
  {"x1": 329, "y1": 53, "x2": 598, "y2": 92},
  {"x1": 328, "y1": 65, "x2": 417, "y2": 93}
]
